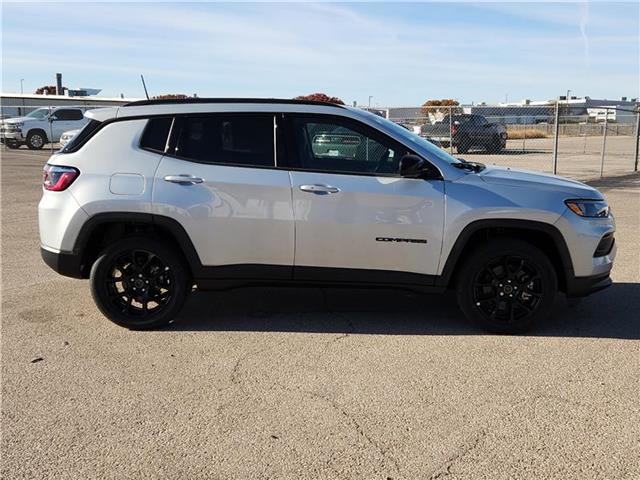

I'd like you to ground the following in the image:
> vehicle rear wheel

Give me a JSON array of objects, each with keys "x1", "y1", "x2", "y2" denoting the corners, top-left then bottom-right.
[
  {"x1": 456, "y1": 135, "x2": 470, "y2": 154},
  {"x1": 456, "y1": 238, "x2": 557, "y2": 333},
  {"x1": 26, "y1": 130, "x2": 46, "y2": 150},
  {"x1": 5, "y1": 142, "x2": 21, "y2": 149},
  {"x1": 487, "y1": 135, "x2": 504, "y2": 153},
  {"x1": 90, "y1": 237, "x2": 191, "y2": 329}
]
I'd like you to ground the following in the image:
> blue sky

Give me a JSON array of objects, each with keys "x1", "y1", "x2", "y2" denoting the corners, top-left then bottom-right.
[{"x1": 2, "y1": 1, "x2": 638, "y2": 106}]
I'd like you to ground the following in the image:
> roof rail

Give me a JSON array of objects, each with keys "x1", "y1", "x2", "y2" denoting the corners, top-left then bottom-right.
[{"x1": 123, "y1": 97, "x2": 346, "y2": 108}]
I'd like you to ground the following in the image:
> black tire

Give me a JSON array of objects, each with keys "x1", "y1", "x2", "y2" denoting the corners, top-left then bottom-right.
[
  {"x1": 26, "y1": 130, "x2": 47, "y2": 150},
  {"x1": 5, "y1": 142, "x2": 21, "y2": 149},
  {"x1": 90, "y1": 237, "x2": 191, "y2": 329},
  {"x1": 486, "y1": 135, "x2": 504, "y2": 153},
  {"x1": 456, "y1": 238, "x2": 557, "y2": 333},
  {"x1": 456, "y1": 136, "x2": 470, "y2": 154}
]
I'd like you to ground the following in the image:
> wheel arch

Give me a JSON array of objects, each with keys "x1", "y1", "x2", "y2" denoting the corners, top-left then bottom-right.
[
  {"x1": 73, "y1": 212, "x2": 203, "y2": 279},
  {"x1": 438, "y1": 219, "x2": 574, "y2": 292}
]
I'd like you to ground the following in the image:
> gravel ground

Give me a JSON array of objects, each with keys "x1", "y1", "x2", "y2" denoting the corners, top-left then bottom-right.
[{"x1": 1, "y1": 147, "x2": 639, "y2": 479}]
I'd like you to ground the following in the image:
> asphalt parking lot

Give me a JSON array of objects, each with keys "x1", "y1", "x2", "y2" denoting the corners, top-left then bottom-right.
[{"x1": 2, "y1": 147, "x2": 639, "y2": 479}]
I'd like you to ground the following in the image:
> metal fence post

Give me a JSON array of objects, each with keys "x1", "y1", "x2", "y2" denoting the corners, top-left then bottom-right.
[
  {"x1": 552, "y1": 101, "x2": 560, "y2": 174},
  {"x1": 448, "y1": 106, "x2": 453, "y2": 155},
  {"x1": 48, "y1": 106, "x2": 55, "y2": 154},
  {"x1": 600, "y1": 108, "x2": 609, "y2": 177},
  {"x1": 634, "y1": 109, "x2": 640, "y2": 172}
]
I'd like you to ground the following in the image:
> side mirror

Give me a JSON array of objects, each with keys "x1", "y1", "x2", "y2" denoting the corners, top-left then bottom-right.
[
  {"x1": 399, "y1": 154, "x2": 427, "y2": 178},
  {"x1": 48, "y1": 115, "x2": 57, "y2": 122}
]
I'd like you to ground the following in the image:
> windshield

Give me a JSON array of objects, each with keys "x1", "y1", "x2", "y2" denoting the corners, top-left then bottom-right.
[
  {"x1": 26, "y1": 108, "x2": 50, "y2": 119},
  {"x1": 356, "y1": 109, "x2": 464, "y2": 165}
]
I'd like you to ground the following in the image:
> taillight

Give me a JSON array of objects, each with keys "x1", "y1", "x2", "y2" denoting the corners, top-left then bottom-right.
[
  {"x1": 43, "y1": 164, "x2": 79, "y2": 191},
  {"x1": 451, "y1": 125, "x2": 458, "y2": 136}
]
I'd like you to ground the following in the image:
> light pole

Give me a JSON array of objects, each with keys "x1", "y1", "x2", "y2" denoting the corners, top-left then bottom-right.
[
  {"x1": 368, "y1": 96, "x2": 373, "y2": 109},
  {"x1": 20, "y1": 79, "x2": 24, "y2": 94}
]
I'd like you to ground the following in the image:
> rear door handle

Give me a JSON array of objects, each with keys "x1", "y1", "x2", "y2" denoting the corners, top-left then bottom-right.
[
  {"x1": 164, "y1": 174, "x2": 204, "y2": 185},
  {"x1": 299, "y1": 184, "x2": 340, "y2": 194}
]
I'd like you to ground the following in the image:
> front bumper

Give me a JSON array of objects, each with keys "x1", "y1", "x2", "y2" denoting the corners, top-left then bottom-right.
[
  {"x1": 0, "y1": 131, "x2": 25, "y2": 142},
  {"x1": 41, "y1": 247, "x2": 84, "y2": 279},
  {"x1": 565, "y1": 272, "x2": 612, "y2": 297}
]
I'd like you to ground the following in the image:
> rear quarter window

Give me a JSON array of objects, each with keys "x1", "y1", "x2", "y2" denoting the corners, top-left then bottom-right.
[{"x1": 140, "y1": 117, "x2": 173, "y2": 153}]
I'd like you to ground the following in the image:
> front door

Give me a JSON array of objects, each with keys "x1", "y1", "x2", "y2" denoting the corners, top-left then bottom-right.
[
  {"x1": 152, "y1": 113, "x2": 294, "y2": 279},
  {"x1": 286, "y1": 114, "x2": 445, "y2": 283}
]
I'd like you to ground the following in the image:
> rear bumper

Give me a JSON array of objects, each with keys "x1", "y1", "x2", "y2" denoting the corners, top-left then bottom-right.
[
  {"x1": 565, "y1": 272, "x2": 612, "y2": 298},
  {"x1": 41, "y1": 247, "x2": 84, "y2": 279}
]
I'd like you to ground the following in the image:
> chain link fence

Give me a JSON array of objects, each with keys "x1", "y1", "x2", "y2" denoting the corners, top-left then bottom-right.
[
  {"x1": 384, "y1": 104, "x2": 640, "y2": 181},
  {"x1": 2, "y1": 101, "x2": 639, "y2": 181}
]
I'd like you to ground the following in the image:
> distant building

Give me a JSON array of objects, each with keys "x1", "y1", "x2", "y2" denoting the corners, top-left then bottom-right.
[
  {"x1": 382, "y1": 97, "x2": 638, "y2": 125},
  {"x1": 0, "y1": 92, "x2": 141, "y2": 118}
]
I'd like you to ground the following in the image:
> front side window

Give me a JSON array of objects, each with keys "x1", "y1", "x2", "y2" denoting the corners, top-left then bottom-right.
[
  {"x1": 291, "y1": 117, "x2": 403, "y2": 175},
  {"x1": 26, "y1": 108, "x2": 50, "y2": 119},
  {"x1": 176, "y1": 114, "x2": 274, "y2": 167}
]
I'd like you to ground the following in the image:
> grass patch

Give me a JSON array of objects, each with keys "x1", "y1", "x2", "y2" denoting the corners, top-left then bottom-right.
[{"x1": 507, "y1": 128, "x2": 548, "y2": 139}]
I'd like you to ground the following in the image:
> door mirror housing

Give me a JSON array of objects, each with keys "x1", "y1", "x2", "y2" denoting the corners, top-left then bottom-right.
[{"x1": 399, "y1": 154, "x2": 428, "y2": 178}]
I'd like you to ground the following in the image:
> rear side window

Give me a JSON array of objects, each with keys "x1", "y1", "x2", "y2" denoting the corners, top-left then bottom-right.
[
  {"x1": 60, "y1": 119, "x2": 102, "y2": 153},
  {"x1": 140, "y1": 117, "x2": 173, "y2": 153},
  {"x1": 55, "y1": 109, "x2": 84, "y2": 121},
  {"x1": 175, "y1": 114, "x2": 274, "y2": 167}
]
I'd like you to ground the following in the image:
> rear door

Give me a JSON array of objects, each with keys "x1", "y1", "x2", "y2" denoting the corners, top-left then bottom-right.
[
  {"x1": 152, "y1": 113, "x2": 294, "y2": 279},
  {"x1": 285, "y1": 114, "x2": 445, "y2": 282}
]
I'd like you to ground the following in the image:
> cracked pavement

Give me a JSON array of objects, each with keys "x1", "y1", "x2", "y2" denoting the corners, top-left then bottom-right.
[{"x1": 2, "y1": 150, "x2": 639, "y2": 479}]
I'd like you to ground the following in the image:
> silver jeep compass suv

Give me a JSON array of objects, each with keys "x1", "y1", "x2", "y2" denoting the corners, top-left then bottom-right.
[{"x1": 39, "y1": 98, "x2": 616, "y2": 333}]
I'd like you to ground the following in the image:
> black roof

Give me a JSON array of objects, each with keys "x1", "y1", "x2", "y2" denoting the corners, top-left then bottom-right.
[{"x1": 124, "y1": 97, "x2": 346, "y2": 108}]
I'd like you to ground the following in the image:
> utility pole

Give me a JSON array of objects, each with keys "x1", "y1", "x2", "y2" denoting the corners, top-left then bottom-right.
[
  {"x1": 368, "y1": 96, "x2": 373, "y2": 109},
  {"x1": 20, "y1": 79, "x2": 24, "y2": 94}
]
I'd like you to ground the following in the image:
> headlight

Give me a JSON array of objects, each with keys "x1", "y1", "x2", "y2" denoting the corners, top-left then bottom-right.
[{"x1": 565, "y1": 199, "x2": 610, "y2": 218}]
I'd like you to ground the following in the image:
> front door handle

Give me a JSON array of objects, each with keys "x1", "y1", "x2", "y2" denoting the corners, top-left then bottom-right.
[
  {"x1": 299, "y1": 184, "x2": 340, "y2": 194},
  {"x1": 164, "y1": 174, "x2": 205, "y2": 185}
]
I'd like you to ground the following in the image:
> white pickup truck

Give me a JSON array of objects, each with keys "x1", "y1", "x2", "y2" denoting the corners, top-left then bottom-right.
[{"x1": 0, "y1": 107, "x2": 89, "y2": 150}]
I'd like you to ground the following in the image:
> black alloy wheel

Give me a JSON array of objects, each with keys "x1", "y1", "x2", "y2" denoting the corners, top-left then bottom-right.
[
  {"x1": 105, "y1": 249, "x2": 174, "y2": 316},
  {"x1": 472, "y1": 255, "x2": 542, "y2": 323},
  {"x1": 90, "y1": 237, "x2": 190, "y2": 329},
  {"x1": 456, "y1": 238, "x2": 557, "y2": 333}
]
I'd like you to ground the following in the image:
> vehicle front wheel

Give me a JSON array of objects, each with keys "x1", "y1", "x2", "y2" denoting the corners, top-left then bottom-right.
[
  {"x1": 26, "y1": 130, "x2": 46, "y2": 150},
  {"x1": 456, "y1": 238, "x2": 557, "y2": 333},
  {"x1": 5, "y1": 141, "x2": 21, "y2": 149},
  {"x1": 90, "y1": 237, "x2": 191, "y2": 329}
]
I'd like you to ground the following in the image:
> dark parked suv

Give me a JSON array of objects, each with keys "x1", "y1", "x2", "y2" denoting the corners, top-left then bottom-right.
[{"x1": 421, "y1": 114, "x2": 508, "y2": 153}]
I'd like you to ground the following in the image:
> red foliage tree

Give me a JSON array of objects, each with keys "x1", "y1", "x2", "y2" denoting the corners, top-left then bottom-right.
[
  {"x1": 34, "y1": 85, "x2": 64, "y2": 95},
  {"x1": 421, "y1": 99, "x2": 462, "y2": 117},
  {"x1": 293, "y1": 93, "x2": 345, "y2": 105}
]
